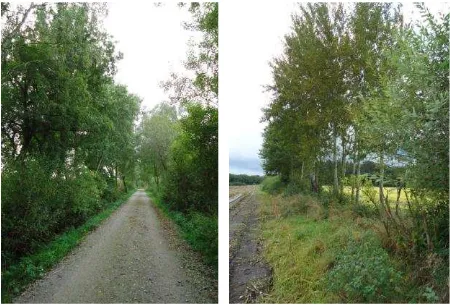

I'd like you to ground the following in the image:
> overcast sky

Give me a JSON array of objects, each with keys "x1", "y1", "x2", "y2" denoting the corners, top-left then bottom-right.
[
  {"x1": 223, "y1": 2, "x2": 297, "y2": 175},
  {"x1": 224, "y1": 2, "x2": 449, "y2": 176},
  {"x1": 103, "y1": 2, "x2": 194, "y2": 113}
]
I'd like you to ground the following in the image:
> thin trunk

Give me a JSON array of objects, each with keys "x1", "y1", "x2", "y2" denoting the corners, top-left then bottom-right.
[
  {"x1": 422, "y1": 214, "x2": 433, "y2": 251},
  {"x1": 379, "y1": 152, "x2": 385, "y2": 206},
  {"x1": 154, "y1": 163, "x2": 159, "y2": 187},
  {"x1": 314, "y1": 164, "x2": 319, "y2": 193},
  {"x1": 333, "y1": 125, "x2": 339, "y2": 194},
  {"x1": 355, "y1": 158, "x2": 361, "y2": 205},
  {"x1": 351, "y1": 157, "x2": 356, "y2": 204},
  {"x1": 290, "y1": 155, "x2": 294, "y2": 182},
  {"x1": 340, "y1": 136, "x2": 346, "y2": 194},
  {"x1": 115, "y1": 165, "x2": 118, "y2": 188},
  {"x1": 122, "y1": 175, "x2": 127, "y2": 193},
  {"x1": 96, "y1": 153, "x2": 104, "y2": 172},
  {"x1": 395, "y1": 183, "x2": 402, "y2": 216}
]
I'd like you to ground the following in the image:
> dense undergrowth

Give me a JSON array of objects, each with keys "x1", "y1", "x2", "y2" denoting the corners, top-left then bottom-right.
[
  {"x1": 259, "y1": 176, "x2": 449, "y2": 303},
  {"x1": 146, "y1": 185, "x2": 218, "y2": 270},
  {"x1": 1, "y1": 189, "x2": 136, "y2": 303}
]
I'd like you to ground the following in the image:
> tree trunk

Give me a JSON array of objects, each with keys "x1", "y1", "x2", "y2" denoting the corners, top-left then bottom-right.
[
  {"x1": 333, "y1": 125, "x2": 339, "y2": 194},
  {"x1": 340, "y1": 136, "x2": 347, "y2": 194},
  {"x1": 154, "y1": 163, "x2": 160, "y2": 187},
  {"x1": 122, "y1": 175, "x2": 127, "y2": 193},
  {"x1": 379, "y1": 152, "x2": 385, "y2": 206},
  {"x1": 115, "y1": 165, "x2": 118, "y2": 188},
  {"x1": 355, "y1": 158, "x2": 361, "y2": 205},
  {"x1": 351, "y1": 157, "x2": 356, "y2": 204}
]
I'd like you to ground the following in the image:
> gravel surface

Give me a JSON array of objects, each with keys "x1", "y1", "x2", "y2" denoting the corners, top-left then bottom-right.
[
  {"x1": 14, "y1": 190, "x2": 217, "y2": 303},
  {"x1": 229, "y1": 186, "x2": 272, "y2": 303}
]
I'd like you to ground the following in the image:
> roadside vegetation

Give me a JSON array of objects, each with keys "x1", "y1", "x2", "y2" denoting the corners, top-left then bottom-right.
[
  {"x1": 1, "y1": 189, "x2": 135, "y2": 303},
  {"x1": 1, "y1": 3, "x2": 140, "y2": 301},
  {"x1": 259, "y1": 3, "x2": 448, "y2": 303},
  {"x1": 137, "y1": 3, "x2": 218, "y2": 269}
]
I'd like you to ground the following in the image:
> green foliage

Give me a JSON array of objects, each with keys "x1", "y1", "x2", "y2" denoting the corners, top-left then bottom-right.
[
  {"x1": 260, "y1": 4, "x2": 448, "y2": 302},
  {"x1": 1, "y1": 2, "x2": 140, "y2": 283},
  {"x1": 162, "y1": 103, "x2": 218, "y2": 214},
  {"x1": 181, "y1": 211, "x2": 218, "y2": 266},
  {"x1": 138, "y1": 4, "x2": 218, "y2": 269},
  {"x1": 1, "y1": 189, "x2": 135, "y2": 303},
  {"x1": 147, "y1": 190, "x2": 217, "y2": 268},
  {"x1": 260, "y1": 176, "x2": 284, "y2": 195},
  {"x1": 327, "y1": 232, "x2": 402, "y2": 303}
]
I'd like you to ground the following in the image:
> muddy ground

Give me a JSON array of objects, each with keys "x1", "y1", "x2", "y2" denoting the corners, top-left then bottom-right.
[{"x1": 229, "y1": 185, "x2": 272, "y2": 303}]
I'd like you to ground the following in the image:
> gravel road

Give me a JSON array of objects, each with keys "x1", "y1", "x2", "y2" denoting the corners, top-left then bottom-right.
[{"x1": 14, "y1": 190, "x2": 217, "y2": 303}]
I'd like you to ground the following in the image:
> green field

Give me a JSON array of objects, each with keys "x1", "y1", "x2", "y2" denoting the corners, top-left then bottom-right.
[{"x1": 322, "y1": 185, "x2": 409, "y2": 205}]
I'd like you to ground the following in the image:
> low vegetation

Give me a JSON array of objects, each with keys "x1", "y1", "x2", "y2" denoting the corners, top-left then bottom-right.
[
  {"x1": 259, "y1": 178, "x2": 448, "y2": 303},
  {"x1": 1, "y1": 189, "x2": 136, "y2": 303},
  {"x1": 147, "y1": 187, "x2": 217, "y2": 268}
]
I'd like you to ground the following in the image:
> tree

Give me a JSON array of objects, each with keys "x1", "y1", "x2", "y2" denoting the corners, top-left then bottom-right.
[
  {"x1": 138, "y1": 103, "x2": 179, "y2": 187},
  {"x1": 161, "y1": 2, "x2": 218, "y2": 107}
]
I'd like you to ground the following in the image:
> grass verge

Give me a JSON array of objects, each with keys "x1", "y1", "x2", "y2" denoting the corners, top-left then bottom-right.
[
  {"x1": 146, "y1": 188, "x2": 218, "y2": 271},
  {"x1": 1, "y1": 189, "x2": 136, "y2": 303},
  {"x1": 258, "y1": 190, "x2": 441, "y2": 303}
]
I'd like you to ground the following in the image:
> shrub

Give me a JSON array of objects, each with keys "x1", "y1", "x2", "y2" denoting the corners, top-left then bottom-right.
[
  {"x1": 351, "y1": 203, "x2": 379, "y2": 218},
  {"x1": 261, "y1": 176, "x2": 284, "y2": 194},
  {"x1": 182, "y1": 211, "x2": 218, "y2": 266},
  {"x1": 284, "y1": 179, "x2": 311, "y2": 196},
  {"x1": 326, "y1": 232, "x2": 402, "y2": 303}
]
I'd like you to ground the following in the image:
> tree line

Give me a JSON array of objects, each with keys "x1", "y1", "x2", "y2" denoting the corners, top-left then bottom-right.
[
  {"x1": 1, "y1": 3, "x2": 140, "y2": 269},
  {"x1": 260, "y1": 2, "x2": 448, "y2": 292},
  {"x1": 229, "y1": 174, "x2": 264, "y2": 186},
  {"x1": 137, "y1": 2, "x2": 218, "y2": 266}
]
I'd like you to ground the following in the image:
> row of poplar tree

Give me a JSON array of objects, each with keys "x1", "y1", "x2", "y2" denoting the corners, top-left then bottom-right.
[{"x1": 261, "y1": 3, "x2": 448, "y2": 258}]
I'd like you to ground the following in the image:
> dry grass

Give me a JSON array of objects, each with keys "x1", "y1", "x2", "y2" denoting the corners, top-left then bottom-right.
[{"x1": 229, "y1": 185, "x2": 257, "y2": 200}]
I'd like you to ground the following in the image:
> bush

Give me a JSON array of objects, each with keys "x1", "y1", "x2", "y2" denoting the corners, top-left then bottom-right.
[
  {"x1": 261, "y1": 176, "x2": 284, "y2": 194},
  {"x1": 182, "y1": 211, "x2": 218, "y2": 267},
  {"x1": 326, "y1": 232, "x2": 402, "y2": 303},
  {"x1": 351, "y1": 203, "x2": 379, "y2": 218},
  {"x1": 1, "y1": 158, "x2": 118, "y2": 268}
]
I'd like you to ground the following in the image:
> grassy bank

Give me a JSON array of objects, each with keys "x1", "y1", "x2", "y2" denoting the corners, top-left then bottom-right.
[
  {"x1": 146, "y1": 187, "x2": 218, "y2": 270},
  {"x1": 258, "y1": 189, "x2": 448, "y2": 303},
  {"x1": 1, "y1": 189, "x2": 136, "y2": 303}
]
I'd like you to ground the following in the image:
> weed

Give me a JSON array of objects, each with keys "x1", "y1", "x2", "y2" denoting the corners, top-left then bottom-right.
[{"x1": 326, "y1": 231, "x2": 402, "y2": 303}]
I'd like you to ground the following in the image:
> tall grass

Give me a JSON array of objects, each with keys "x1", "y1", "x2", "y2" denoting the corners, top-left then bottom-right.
[{"x1": 258, "y1": 191, "x2": 443, "y2": 303}]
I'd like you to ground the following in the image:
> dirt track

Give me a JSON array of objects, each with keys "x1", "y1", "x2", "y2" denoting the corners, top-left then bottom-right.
[
  {"x1": 14, "y1": 190, "x2": 217, "y2": 303},
  {"x1": 229, "y1": 186, "x2": 271, "y2": 303}
]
